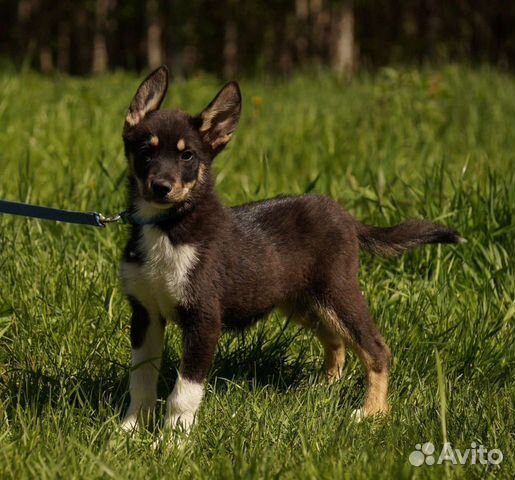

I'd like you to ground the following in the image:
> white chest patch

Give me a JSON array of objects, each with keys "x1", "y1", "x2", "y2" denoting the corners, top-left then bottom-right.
[{"x1": 120, "y1": 225, "x2": 198, "y2": 320}]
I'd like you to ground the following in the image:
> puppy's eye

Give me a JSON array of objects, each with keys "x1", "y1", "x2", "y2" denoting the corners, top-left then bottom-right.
[
  {"x1": 138, "y1": 144, "x2": 152, "y2": 156},
  {"x1": 181, "y1": 150, "x2": 193, "y2": 161}
]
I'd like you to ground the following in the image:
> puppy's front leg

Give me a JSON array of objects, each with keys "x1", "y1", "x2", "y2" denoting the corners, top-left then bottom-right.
[
  {"x1": 121, "y1": 298, "x2": 164, "y2": 432},
  {"x1": 164, "y1": 307, "x2": 221, "y2": 434}
]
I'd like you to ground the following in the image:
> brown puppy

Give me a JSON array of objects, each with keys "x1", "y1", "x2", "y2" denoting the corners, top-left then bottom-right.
[{"x1": 119, "y1": 66, "x2": 463, "y2": 437}]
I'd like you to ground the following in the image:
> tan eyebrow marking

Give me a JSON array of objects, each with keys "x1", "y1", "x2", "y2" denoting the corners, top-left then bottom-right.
[
  {"x1": 177, "y1": 138, "x2": 186, "y2": 151},
  {"x1": 149, "y1": 135, "x2": 159, "y2": 146}
]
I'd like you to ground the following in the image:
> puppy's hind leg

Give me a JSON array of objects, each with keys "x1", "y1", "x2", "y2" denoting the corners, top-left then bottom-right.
[
  {"x1": 315, "y1": 287, "x2": 391, "y2": 419},
  {"x1": 283, "y1": 302, "x2": 346, "y2": 384},
  {"x1": 121, "y1": 298, "x2": 164, "y2": 433},
  {"x1": 313, "y1": 321, "x2": 346, "y2": 384}
]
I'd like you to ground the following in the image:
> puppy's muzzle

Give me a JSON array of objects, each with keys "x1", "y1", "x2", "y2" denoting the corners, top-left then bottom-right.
[{"x1": 150, "y1": 179, "x2": 173, "y2": 200}]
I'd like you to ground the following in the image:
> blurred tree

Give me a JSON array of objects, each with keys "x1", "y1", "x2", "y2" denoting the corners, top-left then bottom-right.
[
  {"x1": 223, "y1": 17, "x2": 238, "y2": 78},
  {"x1": 331, "y1": 1, "x2": 355, "y2": 78},
  {"x1": 1, "y1": 0, "x2": 514, "y2": 76},
  {"x1": 146, "y1": 0, "x2": 163, "y2": 69},
  {"x1": 92, "y1": 0, "x2": 110, "y2": 74},
  {"x1": 57, "y1": 9, "x2": 71, "y2": 72}
]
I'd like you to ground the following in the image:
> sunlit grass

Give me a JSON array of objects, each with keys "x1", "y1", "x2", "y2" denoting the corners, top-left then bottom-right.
[{"x1": 0, "y1": 66, "x2": 514, "y2": 479}]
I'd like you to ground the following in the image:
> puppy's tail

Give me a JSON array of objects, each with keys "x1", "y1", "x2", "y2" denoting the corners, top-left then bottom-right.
[{"x1": 357, "y1": 219, "x2": 465, "y2": 256}]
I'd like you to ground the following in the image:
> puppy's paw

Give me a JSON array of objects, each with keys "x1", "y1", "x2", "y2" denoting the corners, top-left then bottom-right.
[
  {"x1": 325, "y1": 370, "x2": 343, "y2": 385},
  {"x1": 151, "y1": 414, "x2": 194, "y2": 450},
  {"x1": 120, "y1": 414, "x2": 140, "y2": 434},
  {"x1": 350, "y1": 408, "x2": 365, "y2": 423},
  {"x1": 151, "y1": 429, "x2": 188, "y2": 451},
  {"x1": 151, "y1": 432, "x2": 171, "y2": 450},
  {"x1": 151, "y1": 433, "x2": 167, "y2": 451},
  {"x1": 351, "y1": 406, "x2": 389, "y2": 423}
]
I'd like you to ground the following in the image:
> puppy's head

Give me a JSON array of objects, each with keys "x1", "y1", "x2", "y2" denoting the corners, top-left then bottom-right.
[{"x1": 123, "y1": 66, "x2": 241, "y2": 210}]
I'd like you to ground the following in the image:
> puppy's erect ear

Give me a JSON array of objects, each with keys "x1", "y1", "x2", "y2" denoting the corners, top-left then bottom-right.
[
  {"x1": 125, "y1": 66, "x2": 168, "y2": 128},
  {"x1": 197, "y1": 81, "x2": 241, "y2": 153}
]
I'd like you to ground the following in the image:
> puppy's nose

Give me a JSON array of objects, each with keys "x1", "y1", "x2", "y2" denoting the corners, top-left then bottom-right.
[{"x1": 151, "y1": 179, "x2": 173, "y2": 198}]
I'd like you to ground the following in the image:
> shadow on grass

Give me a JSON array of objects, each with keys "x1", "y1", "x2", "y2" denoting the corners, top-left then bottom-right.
[
  {"x1": 159, "y1": 320, "x2": 316, "y2": 395},
  {"x1": 1, "y1": 319, "x2": 321, "y2": 418}
]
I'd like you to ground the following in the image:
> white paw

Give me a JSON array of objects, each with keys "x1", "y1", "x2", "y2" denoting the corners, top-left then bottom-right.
[
  {"x1": 351, "y1": 408, "x2": 365, "y2": 422},
  {"x1": 151, "y1": 434, "x2": 166, "y2": 450},
  {"x1": 150, "y1": 413, "x2": 194, "y2": 450},
  {"x1": 166, "y1": 413, "x2": 195, "y2": 432},
  {"x1": 151, "y1": 432, "x2": 175, "y2": 450},
  {"x1": 120, "y1": 414, "x2": 140, "y2": 433}
]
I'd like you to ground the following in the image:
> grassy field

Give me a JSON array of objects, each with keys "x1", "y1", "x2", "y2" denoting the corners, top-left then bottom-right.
[{"x1": 0, "y1": 65, "x2": 514, "y2": 479}]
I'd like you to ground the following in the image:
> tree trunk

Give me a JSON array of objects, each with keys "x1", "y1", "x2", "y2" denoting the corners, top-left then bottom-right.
[
  {"x1": 294, "y1": 0, "x2": 309, "y2": 63},
  {"x1": 223, "y1": 20, "x2": 238, "y2": 79},
  {"x1": 18, "y1": 0, "x2": 36, "y2": 67},
  {"x1": 32, "y1": 0, "x2": 54, "y2": 74},
  {"x1": 57, "y1": 20, "x2": 70, "y2": 72},
  {"x1": 331, "y1": 1, "x2": 356, "y2": 79},
  {"x1": 279, "y1": 15, "x2": 295, "y2": 75},
  {"x1": 92, "y1": 0, "x2": 109, "y2": 74},
  {"x1": 39, "y1": 47, "x2": 53, "y2": 74},
  {"x1": 146, "y1": 0, "x2": 163, "y2": 69}
]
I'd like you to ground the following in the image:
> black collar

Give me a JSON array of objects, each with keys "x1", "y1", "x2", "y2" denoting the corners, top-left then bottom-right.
[{"x1": 122, "y1": 201, "x2": 194, "y2": 226}]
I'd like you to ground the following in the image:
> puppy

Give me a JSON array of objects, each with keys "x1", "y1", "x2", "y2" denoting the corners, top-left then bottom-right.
[{"x1": 119, "y1": 66, "x2": 462, "y2": 436}]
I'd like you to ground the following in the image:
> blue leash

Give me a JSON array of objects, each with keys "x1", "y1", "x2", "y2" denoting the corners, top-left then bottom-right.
[
  {"x1": 0, "y1": 199, "x2": 122, "y2": 227},
  {"x1": 0, "y1": 199, "x2": 190, "y2": 227}
]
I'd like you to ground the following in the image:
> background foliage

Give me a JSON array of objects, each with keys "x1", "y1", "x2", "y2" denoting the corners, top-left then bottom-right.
[{"x1": 0, "y1": 1, "x2": 514, "y2": 77}]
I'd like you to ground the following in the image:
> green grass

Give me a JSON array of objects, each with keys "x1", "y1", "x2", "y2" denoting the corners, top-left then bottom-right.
[{"x1": 0, "y1": 65, "x2": 514, "y2": 479}]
